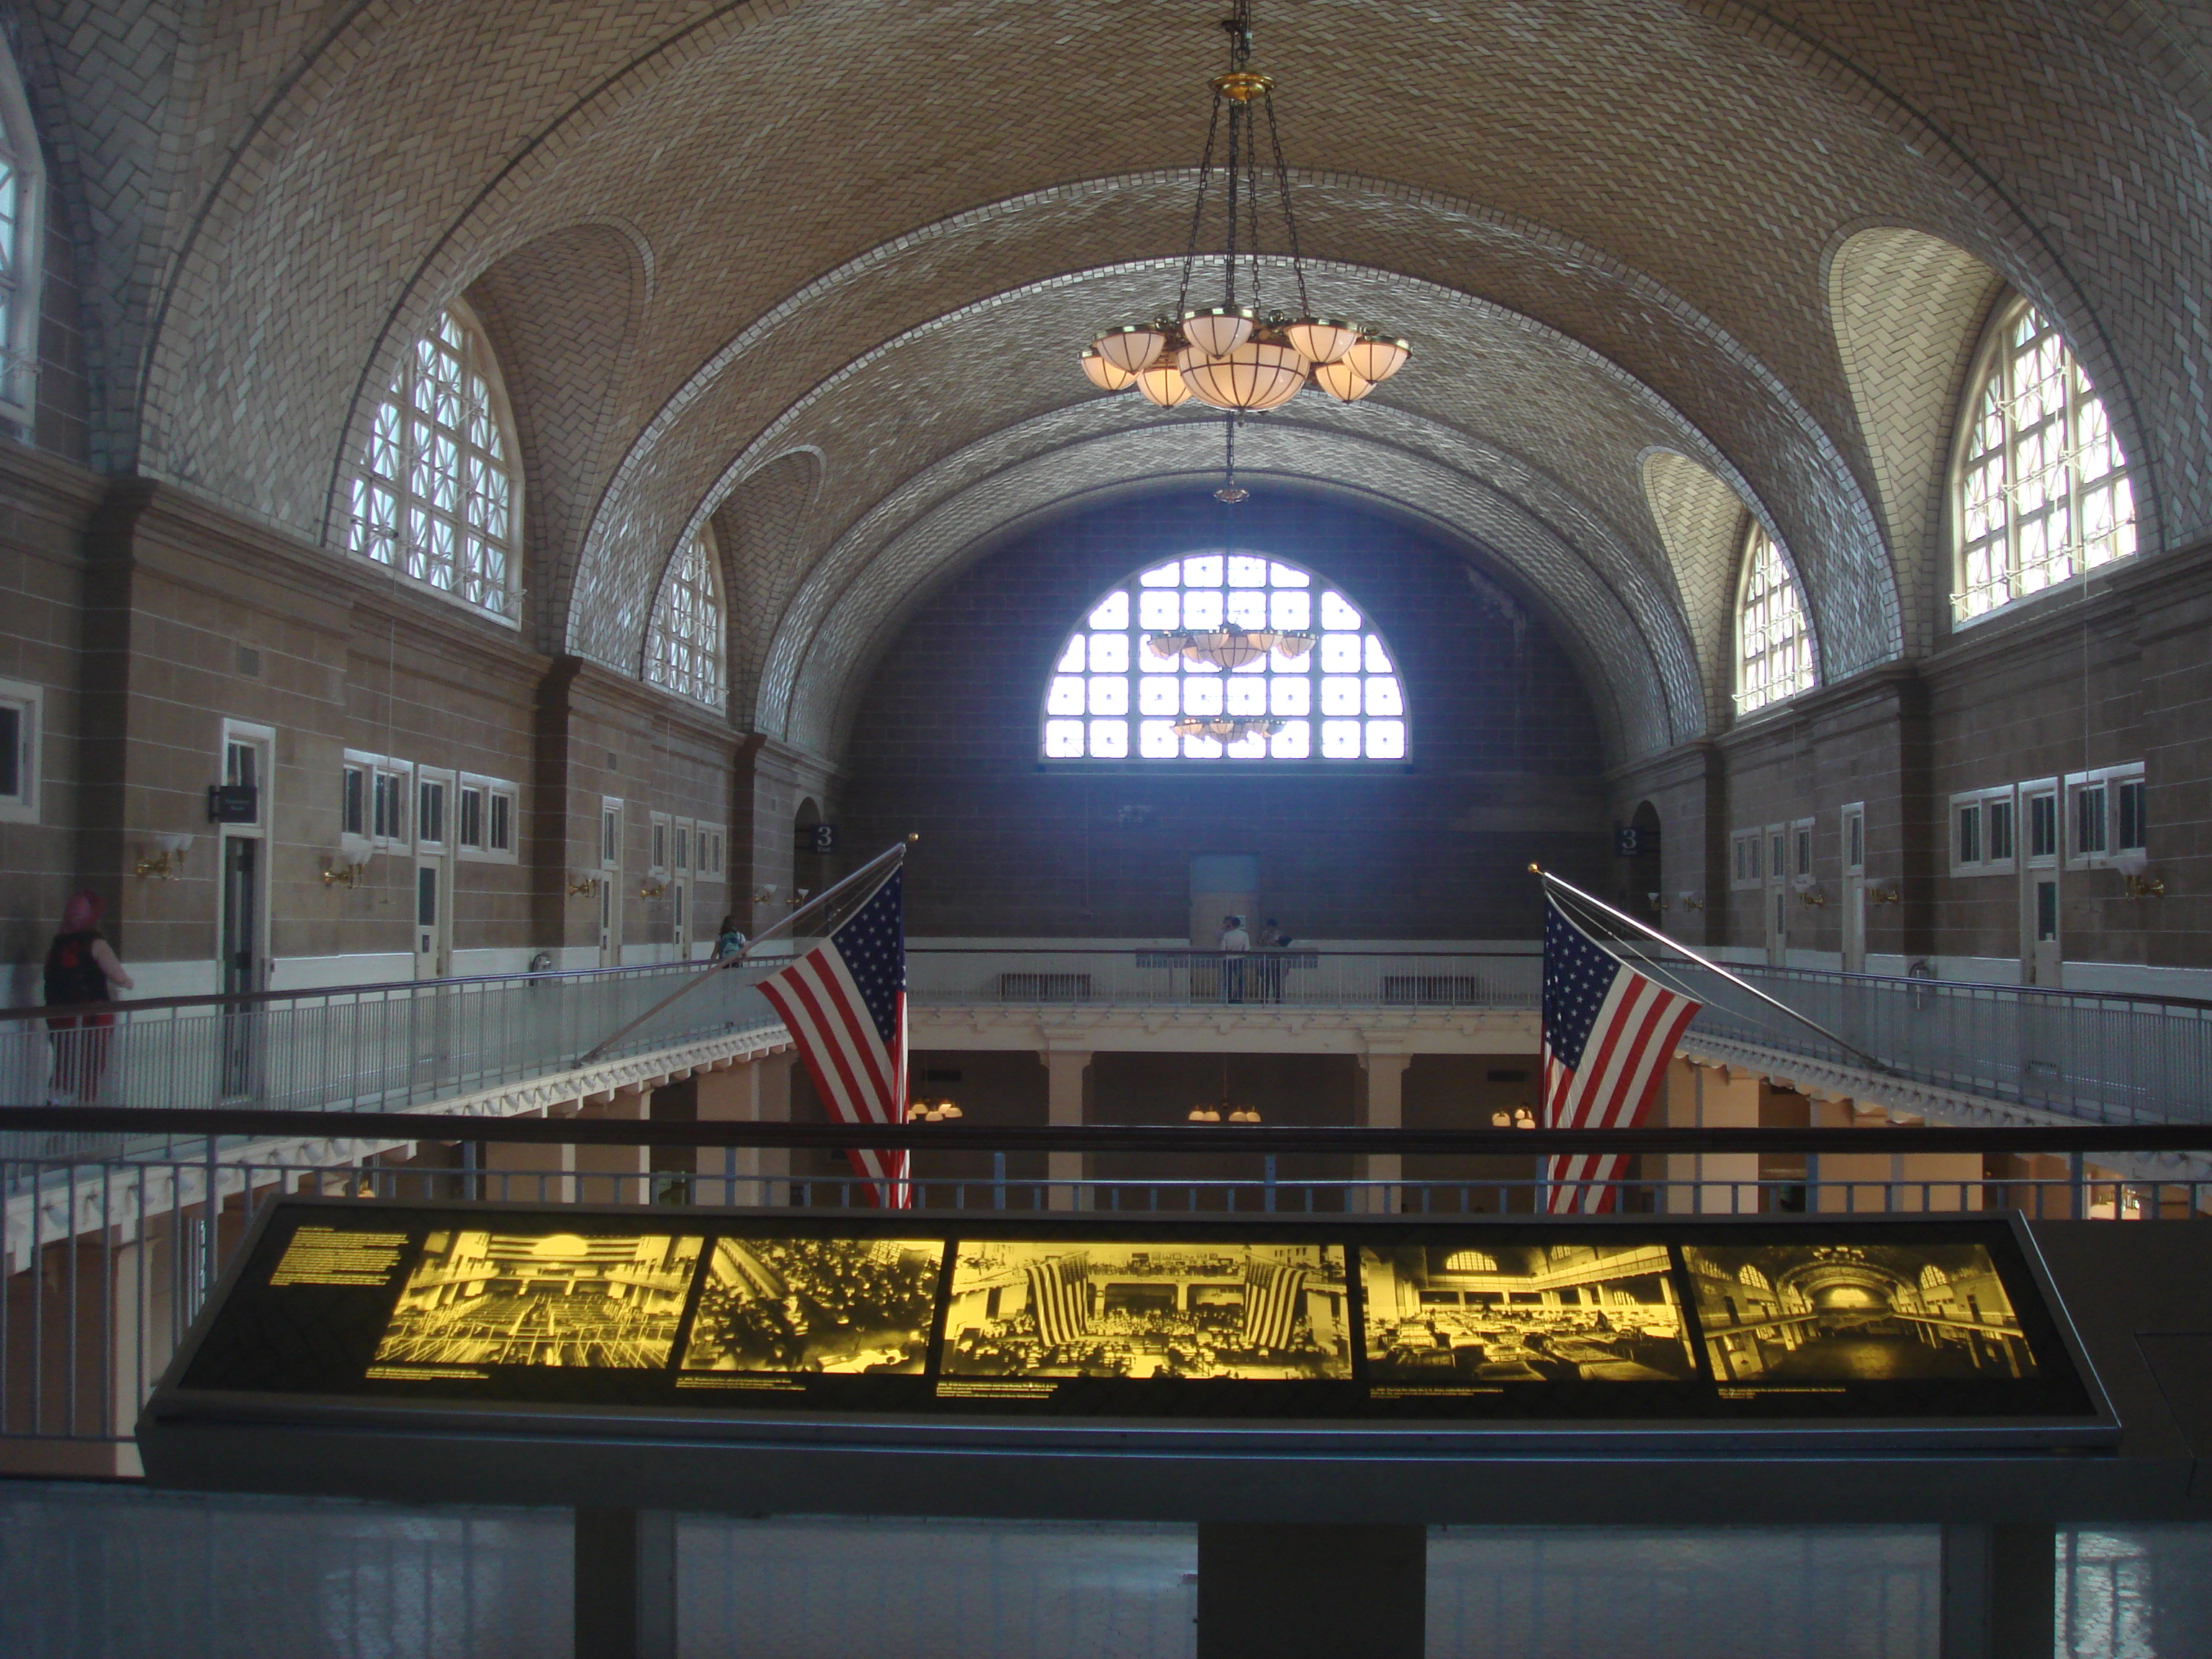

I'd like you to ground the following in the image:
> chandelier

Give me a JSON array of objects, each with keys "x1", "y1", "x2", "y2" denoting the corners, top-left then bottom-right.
[
  {"x1": 1077, "y1": 0, "x2": 1411, "y2": 416},
  {"x1": 1171, "y1": 714, "x2": 1282, "y2": 743}
]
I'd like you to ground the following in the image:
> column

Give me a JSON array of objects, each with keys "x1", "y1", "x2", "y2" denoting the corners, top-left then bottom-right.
[
  {"x1": 1664, "y1": 1061, "x2": 1759, "y2": 1214},
  {"x1": 695, "y1": 1051, "x2": 791, "y2": 1207},
  {"x1": 1197, "y1": 1524, "x2": 1424, "y2": 1659},
  {"x1": 574, "y1": 1507, "x2": 676, "y2": 1659},
  {"x1": 1045, "y1": 1048, "x2": 1089, "y2": 1211},
  {"x1": 572, "y1": 1087, "x2": 654, "y2": 1205},
  {"x1": 1359, "y1": 1052, "x2": 1410, "y2": 1215}
]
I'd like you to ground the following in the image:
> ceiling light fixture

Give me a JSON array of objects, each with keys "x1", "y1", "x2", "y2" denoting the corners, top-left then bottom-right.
[{"x1": 1078, "y1": 0, "x2": 1412, "y2": 494}]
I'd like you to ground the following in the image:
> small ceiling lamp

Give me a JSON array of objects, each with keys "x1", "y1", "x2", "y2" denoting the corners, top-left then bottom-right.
[{"x1": 1076, "y1": 0, "x2": 1413, "y2": 500}]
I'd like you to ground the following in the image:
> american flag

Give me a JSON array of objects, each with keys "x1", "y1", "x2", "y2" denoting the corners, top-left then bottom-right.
[
  {"x1": 1541, "y1": 895, "x2": 1700, "y2": 1214},
  {"x1": 756, "y1": 868, "x2": 909, "y2": 1206},
  {"x1": 1239, "y1": 1257, "x2": 1311, "y2": 1352},
  {"x1": 1025, "y1": 1253, "x2": 1091, "y2": 1346}
]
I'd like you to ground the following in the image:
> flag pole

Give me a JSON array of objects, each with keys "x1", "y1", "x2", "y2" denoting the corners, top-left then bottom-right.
[
  {"x1": 576, "y1": 838, "x2": 912, "y2": 1065},
  {"x1": 1529, "y1": 863, "x2": 1899, "y2": 1079}
]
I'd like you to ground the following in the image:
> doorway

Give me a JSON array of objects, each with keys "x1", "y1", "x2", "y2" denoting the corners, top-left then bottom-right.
[
  {"x1": 672, "y1": 819, "x2": 692, "y2": 960},
  {"x1": 1763, "y1": 824, "x2": 1789, "y2": 966},
  {"x1": 599, "y1": 796, "x2": 623, "y2": 967},
  {"x1": 1839, "y1": 803, "x2": 1866, "y2": 972},
  {"x1": 217, "y1": 727, "x2": 270, "y2": 1097},
  {"x1": 414, "y1": 855, "x2": 449, "y2": 979},
  {"x1": 2020, "y1": 781, "x2": 2060, "y2": 986},
  {"x1": 1627, "y1": 802, "x2": 1662, "y2": 927}
]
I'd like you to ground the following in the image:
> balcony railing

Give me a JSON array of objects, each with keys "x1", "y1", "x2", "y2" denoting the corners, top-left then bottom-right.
[
  {"x1": 907, "y1": 947, "x2": 1541, "y2": 1009},
  {"x1": 0, "y1": 958, "x2": 786, "y2": 1141}
]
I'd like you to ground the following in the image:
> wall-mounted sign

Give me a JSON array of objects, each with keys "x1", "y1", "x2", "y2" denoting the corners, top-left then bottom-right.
[
  {"x1": 207, "y1": 783, "x2": 259, "y2": 824},
  {"x1": 798, "y1": 824, "x2": 837, "y2": 854},
  {"x1": 1613, "y1": 824, "x2": 1645, "y2": 858}
]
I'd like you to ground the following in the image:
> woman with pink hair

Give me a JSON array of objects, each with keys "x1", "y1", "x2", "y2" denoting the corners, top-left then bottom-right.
[{"x1": 44, "y1": 889, "x2": 132, "y2": 1104}]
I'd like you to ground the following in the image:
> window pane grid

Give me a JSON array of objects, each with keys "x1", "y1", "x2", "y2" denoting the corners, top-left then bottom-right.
[
  {"x1": 349, "y1": 307, "x2": 518, "y2": 619},
  {"x1": 1735, "y1": 525, "x2": 1813, "y2": 715},
  {"x1": 1042, "y1": 554, "x2": 1405, "y2": 760},
  {"x1": 1956, "y1": 305, "x2": 2137, "y2": 622},
  {"x1": 644, "y1": 529, "x2": 726, "y2": 708}
]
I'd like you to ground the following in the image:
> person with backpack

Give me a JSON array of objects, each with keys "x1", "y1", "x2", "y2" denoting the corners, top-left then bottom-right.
[{"x1": 44, "y1": 889, "x2": 132, "y2": 1104}]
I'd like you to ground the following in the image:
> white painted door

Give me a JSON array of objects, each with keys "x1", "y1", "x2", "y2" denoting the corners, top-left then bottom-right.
[
  {"x1": 414, "y1": 854, "x2": 449, "y2": 979},
  {"x1": 1763, "y1": 824, "x2": 1789, "y2": 966},
  {"x1": 1840, "y1": 803, "x2": 1865, "y2": 971}
]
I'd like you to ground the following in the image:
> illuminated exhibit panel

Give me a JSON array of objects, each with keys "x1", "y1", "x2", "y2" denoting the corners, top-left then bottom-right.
[
  {"x1": 680, "y1": 1236, "x2": 940, "y2": 1375},
  {"x1": 1361, "y1": 1243, "x2": 1696, "y2": 1386},
  {"x1": 1682, "y1": 1244, "x2": 2036, "y2": 1387},
  {"x1": 166, "y1": 1205, "x2": 2104, "y2": 1429},
  {"x1": 940, "y1": 1241, "x2": 1350, "y2": 1382}
]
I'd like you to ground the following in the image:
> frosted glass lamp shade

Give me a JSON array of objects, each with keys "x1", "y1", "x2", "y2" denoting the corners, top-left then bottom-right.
[
  {"x1": 1181, "y1": 341, "x2": 1306, "y2": 410},
  {"x1": 1096, "y1": 325, "x2": 1169, "y2": 374},
  {"x1": 1344, "y1": 333, "x2": 1411, "y2": 382},
  {"x1": 1310, "y1": 358, "x2": 1375, "y2": 402},
  {"x1": 1079, "y1": 349, "x2": 1137, "y2": 391},
  {"x1": 1285, "y1": 318, "x2": 1359, "y2": 364},
  {"x1": 1180, "y1": 307, "x2": 1257, "y2": 356},
  {"x1": 1133, "y1": 360, "x2": 1193, "y2": 406}
]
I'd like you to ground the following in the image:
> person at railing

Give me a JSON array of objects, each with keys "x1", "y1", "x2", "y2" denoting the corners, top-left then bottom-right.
[
  {"x1": 1257, "y1": 918, "x2": 1293, "y2": 1002},
  {"x1": 713, "y1": 913, "x2": 748, "y2": 961},
  {"x1": 1218, "y1": 915, "x2": 1249, "y2": 1004},
  {"x1": 43, "y1": 889, "x2": 132, "y2": 1105}
]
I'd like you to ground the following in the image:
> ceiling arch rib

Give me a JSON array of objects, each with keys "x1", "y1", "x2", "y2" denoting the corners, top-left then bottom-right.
[
  {"x1": 1640, "y1": 449, "x2": 1753, "y2": 729},
  {"x1": 765, "y1": 413, "x2": 1697, "y2": 765}
]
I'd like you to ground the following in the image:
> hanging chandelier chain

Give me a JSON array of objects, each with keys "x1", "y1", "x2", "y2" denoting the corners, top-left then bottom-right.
[
  {"x1": 1222, "y1": 81, "x2": 1241, "y2": 305},
  {"x1": 1177, "y1": 96, "x2": 1224, "y2": 318},
  {"x1": 1263, "y1": 92, "x2": 1310, "y2": 318},
  {"x1": 1245, "y1": 104, "x2": 1265, "y2": 313}
]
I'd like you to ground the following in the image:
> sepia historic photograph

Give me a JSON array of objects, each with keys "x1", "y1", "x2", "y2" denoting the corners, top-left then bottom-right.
[
  {"x1": 678, "y1": 1235, "x2": 942, "y2": 1374},
  {"x1": 1683, "y1": 1243, "x2": 2039, "y2": 1383},
  {"x1": 373, "y1": 1229, "x2": 704, "y2": 1368},
  {"x1": 1360, "y1": 1242, "x2": 1695, "y2": 1382},
  {"x1": 940, "y1": 1240, "x2": 1351, "y2": 1380}
]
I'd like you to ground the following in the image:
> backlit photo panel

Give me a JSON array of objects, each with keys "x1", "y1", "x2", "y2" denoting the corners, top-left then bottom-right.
[
  {"x1": 1360, "y1": 1242, "x2": 1696, "y2": 1382},
  {"x1": 941, "y1": 1240, "x2": 1352, "y2": 1380},
  {"x1": 374, "y1": 1228, "x2": 704, "y2": 1369},
  {"x1": 680, "y1": 1236, "x2": 942, "y2": 1375},
  {"x1": 1683, "y1": 1244, "x2": 2038, "y2": 1384}
]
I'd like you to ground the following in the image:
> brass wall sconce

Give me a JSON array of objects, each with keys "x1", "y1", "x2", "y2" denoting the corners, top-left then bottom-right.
[
  {"x1": 320, "y1": 847, "x2": 372, "y2": 888},
  {"x1": 751, "y1": 884, "x2": 778, "y2": 906},
  {"x1": 134, "y1": 833, "x2": 193, "y2": 880},
  {"x1": 1791, "y1": 875, "x2": 1827, "y2": 907},
  {"x1": 1869, "y1": 882, "x2": 1902, "y2": 905},
  {"x1": 1676, "y1": 890, "x2": 1705, "y2": 912},
  {"x1": 638, "y1": 878, "x2": 666, "y2": 900},
  {"x1": 2113, "y1": 849, "x2": 2165, "y2": 898},
  {"x1": 1646, "y1": 891, "x2": 1670, "y2": 914},
  {"x1": 566, "y1": 872, "x2": 603, "y2": 899}
]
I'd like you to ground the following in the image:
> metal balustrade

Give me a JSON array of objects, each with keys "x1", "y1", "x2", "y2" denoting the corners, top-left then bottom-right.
[
  {"x1": 3, "y1": 1110, "x2": 2206, "y2": 1458},
  {"x1": 0, "y1": 958, "x2": 787, "y2": 1156},
  {"x1": 907, "y1": 947, "x2": 1541, "y2": 1008}
]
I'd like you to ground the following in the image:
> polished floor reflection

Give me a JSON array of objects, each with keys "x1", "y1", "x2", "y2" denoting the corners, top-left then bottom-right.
[{"x1": 5, "y1": 1481, "x2": 2211, "y2": 1658}]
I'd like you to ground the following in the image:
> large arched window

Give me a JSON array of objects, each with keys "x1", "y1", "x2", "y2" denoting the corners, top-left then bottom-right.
[
  {"x1": 644, "y1": 526, "x2": 725, "y2": 708},
  {"x1": 1041, "y1": 553, "x2": 1406, "y2": 760},
  {"x1": 348, "y1": 302, "x2": 521, "y2": 621},
  {"x1": 0, "y1": 40, "x2": 45, "y2": 427},
  {"x1": 1735, "y1": 522, "x2": 1812, "y2": 716},
  {"x1": 1955, "y1": 298, "x2": 2136, "y2": 622}
]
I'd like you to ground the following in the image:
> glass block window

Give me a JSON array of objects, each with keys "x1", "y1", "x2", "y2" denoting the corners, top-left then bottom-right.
[
  {"x1": 1040, "y1": 553, "x2": 1407, "y2": 760},
  {"x1": 1735, "y1": 523, "x2": 1813, "y2": 716},
  {"x1": 348, "y1": 304, "x2": 520, "y2": 621},
  {"x1": 0, "y1": 46, "x2": 44, "y2": 425},
  {"x1": 1956, "y1": 300, "x2": 2136, "y2": 622},
  {"x1": 644, "y1": 527, "x2": 726, "y2": 708}
]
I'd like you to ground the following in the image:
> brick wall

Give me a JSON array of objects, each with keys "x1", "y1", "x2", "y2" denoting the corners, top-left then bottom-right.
[{"x1": 840, "y1": 490, "x2": 1610, "y2": 940}]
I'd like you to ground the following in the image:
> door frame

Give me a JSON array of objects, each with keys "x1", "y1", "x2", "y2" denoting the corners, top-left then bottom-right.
[
  {"x1": 1839, "y1": 801, "x2": 1866, "y2": 972},
  {"x1": 2020, "y1": 776, "x2": 2061, "y2": 986},
  {"x1": 413, "y1": 851, "x2": 450, "y2": 979},
  {"x1": 217, "y1": 721, "x2": 274, "y2": 995}
]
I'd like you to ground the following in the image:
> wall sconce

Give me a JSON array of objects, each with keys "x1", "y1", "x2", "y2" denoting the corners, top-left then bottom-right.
[
  {"x1": 566, "y1": 871, "x2": 603, "y2": 899},
  {"x1": 2112, "y1": 848, "x2": 2165, "y2": 898},
  {"x1": 1676, "y1": 890, "x2": 1704, "y2": 912},
  {"x1": 320, "y1": 847, "x2": 372, "y2": 888},
  {"x1": 1869, "y1": 881, "x2": 1902, "y2": 905},
  {"x1": 133, "y1": 833, "x2": 192, "y2": 880},
  {"x1": 791, "y1": 888, "x2": 811, "y2": 906},
  {"x1": 638, "y1": 878, "x2": 666, "y2": 900},
  {"x1": 752, "y1": 884, "x2": 778, "y2": 906},
  {"x1": 1646, "y1": 891, "x2": 1670, "y2": 914},
  {"x1": 1791, "y1": 873, "x2": 1827, "y2": 907}
]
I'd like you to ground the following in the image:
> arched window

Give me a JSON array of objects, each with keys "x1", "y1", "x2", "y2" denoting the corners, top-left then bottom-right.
[
  {"x1": 644, "y1": 527, "x2": 725, "y2": 708},
  {"x1": 1734, "y1": 523, "x2": 1812, "y2": 716},
  {"x1": 348, "y1": 302, "x2": 521, "y2": 621},
  {"x1": 0, "y1": 41, "x2": 45, "y2": 426},
  {"x1": 1955, "y1": 298, "x2": 2136, "y2": 622},
  {"x1": 1041, "y1": 552, "x2": 1406, "y2": 760}
]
